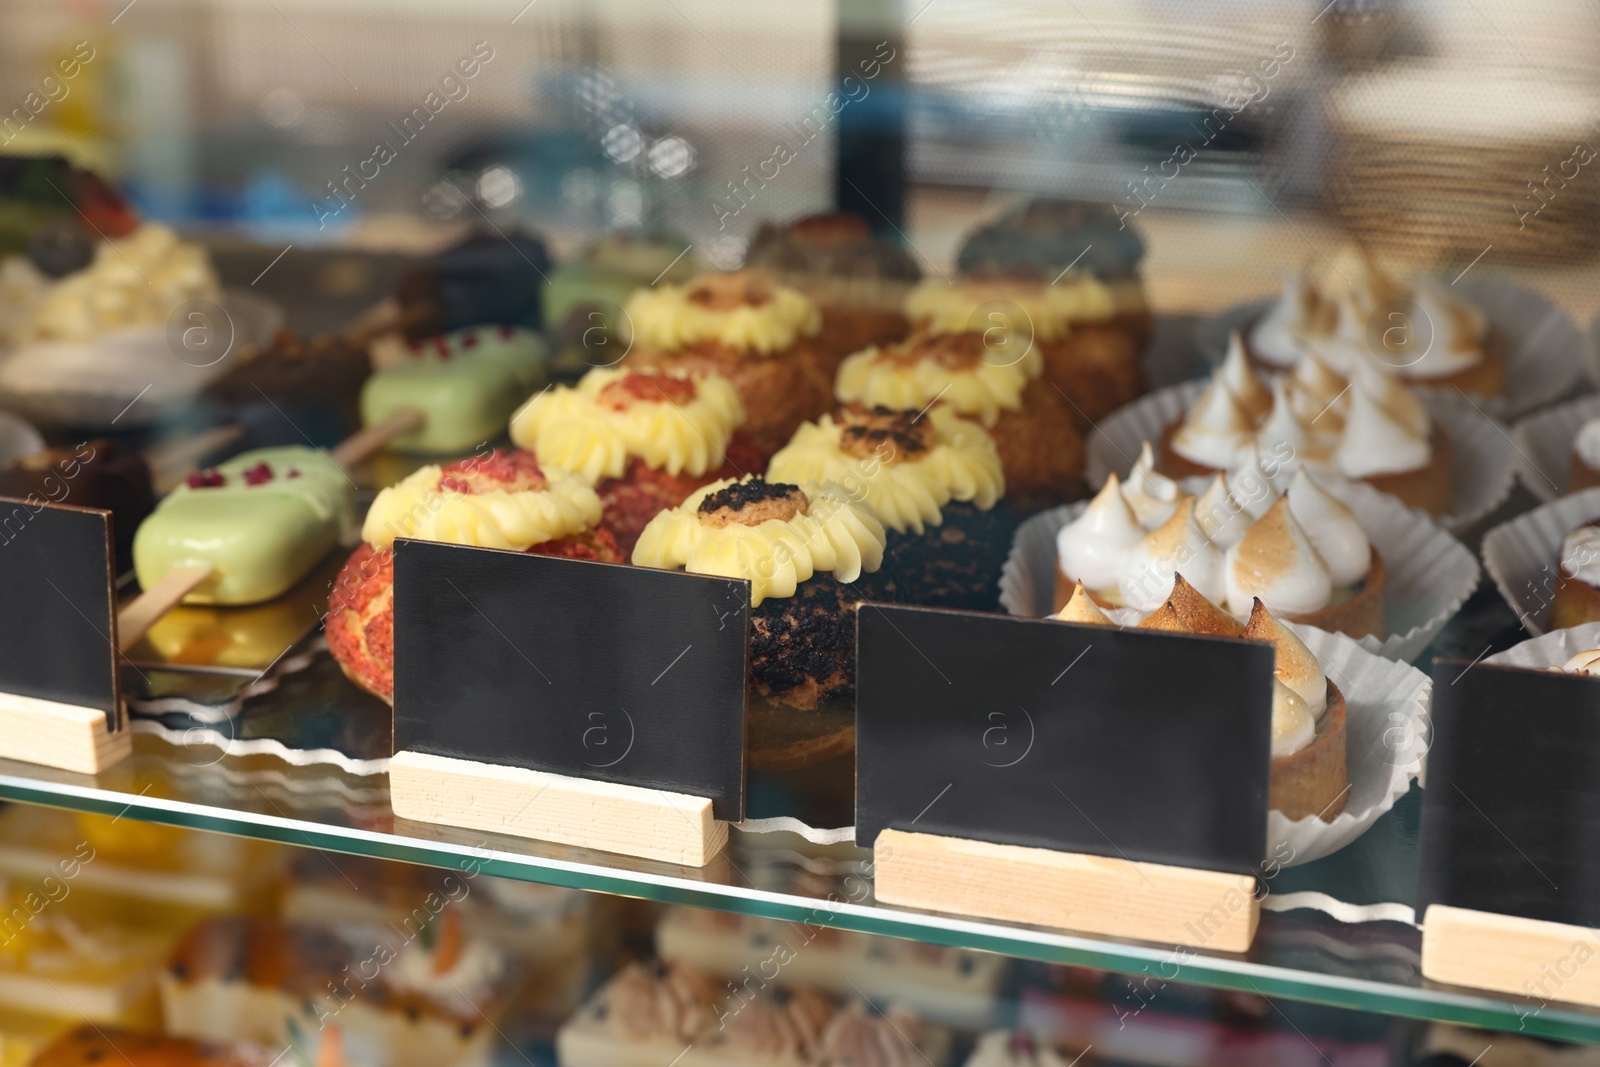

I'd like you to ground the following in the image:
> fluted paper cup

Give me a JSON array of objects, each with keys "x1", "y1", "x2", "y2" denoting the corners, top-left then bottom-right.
[
  {"x1": 1482, "y1": 486, "x2": 1600, "y2": 635},
  {"x1": 1485, "y1": 622, "x2": 1600, "y2": 672},
  {"x1": 1511, "y1": 393, "x2": 1600, "y2": 501},
  {"x1": 1086, "y1": 380, "x2": 1514, "y2": 533},
  {"x1": 1000, "y1": 479, "x2": 1478, "y2": 663},
  {"x1": 1195, "y1": 279, "x2": 1584, "y2": 418}
]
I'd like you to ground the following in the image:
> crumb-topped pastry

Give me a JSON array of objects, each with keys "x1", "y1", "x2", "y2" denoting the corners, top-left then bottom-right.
[
  {"x1": 836, "y1": 331, "x2": 1085, "y2": 510},
  {"x1": 159, "y1": 915, "x2": 519, "y2": 1067},
  {"x1": 1054, "y1": 457, "x2": 1383, "y2": 638},
  {"x1": 326, "y1": 449, "x2": 618, "y2": 701},
  {"x1": 26, "y1": 1026, "x2": 282, "y2": 1067},
  {"x1": 1160, "y1": 332, "x2": 1451, "y2": 515},
  {"x1": 1061, "y1": 576, "x2": 1349, "y2": 820},
  {"x1": 509, "y1": 366, "x2": 761, "y2": 552},
  {"x1": 1549, "y1": 521, "x2": 1600, "y2": 631},
  {"x1": 634, "y1": 476, "x2": 885, "y2": 768},
  {"x1": 623, "y1": 269, "x2": 834, "y2": 457},
  {"x1": 902, "y1": 269, "x2": 1146, "y2": 428},
  {"x1": 769, "y1": 404, "x2": 1011, "y2": 610},
  {"x1": 744, "y1": 212, "x2": 922, "y2": 374}
]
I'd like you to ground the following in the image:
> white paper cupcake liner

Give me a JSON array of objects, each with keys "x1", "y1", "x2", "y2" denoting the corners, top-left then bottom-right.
[
  {"x1": 1086, "y1": 379, "x2": 1515, "y2": 533},
  {"x1": 1509, "y1": 393, "x2": 1600, "y2": 501},
  {"x1": 1485, "y1": 621, "x2": 1600, "y2": 672},
  {"x1": 1482, "y1": 486, "x2": 1600, "y2": 635},
  {"x1": 1271, "y1": 624, "x2": 1429, "y2": 866},
  {"x1": 1195, "y1": 278, "x2": 1584, "y2": 418},
  {"x1": 999, "y1": 478, "x2": 1478, "y2": 663}
]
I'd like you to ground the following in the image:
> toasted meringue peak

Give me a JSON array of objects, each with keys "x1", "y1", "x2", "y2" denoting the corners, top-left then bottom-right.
[
  {"x1": 1575, "y1": 417, "x2": 1600, "y2": 468},
  {"x1": 1271, "y1": 680, "x2": 1317, "y2": 758},
  {"x1": 1404, "y1": 272, "x2": 1488, "y2": 380},
  {"x1": 1349, "y1": 352, "x2": 1430, "y2": 436},
  {"x1": 1224, "y1": 496, "x2": 1332, "y2": 617},
  {"x1": 1194, "y1": 473, "x2": 1252, "y2": 548},
  {"x1": 1307, "y1": 293, "x2": 1371, "y2": 377},
  {"x1": 1560, "y1": 649, "x2": 1600, "y2": 676},
  {"x1": 1332, "y1": 245, "x2": 1406, "y2": 311},
  {"x1": 1058, "y1": 581, "x2": 1115, "y2": 627},
  {"x1": 1334, "y1": 383, "x2": 1432, "y2": 479},
  {"x1": 1285, "y1": 377, "x2": 1344, "y2": 449},
  {"x1": 1119, "y1": 496, "x2": 1225, "y2": 612},
  {"x1": 1135, "y1": 573, "x2": 1244, "y2": 636},
  {"x1": 1055, "y1": 473, "x2": 1143, "y2": 592},
  {"x1": 1219, "y1": 332, "x2": 1272, "y2": 421},
  {"x1": 1224, "y1": 444, "x2": 1288, "y2": 515},
  {"x1": 1123, "y1": 441, "x2": 1181, "y2": 528},
  {"x1": 1252, "y1": 272, "x2": 1326, "y2": 368},
  {"x1": 1254, "y1": 376, "x2": 1310, "y2": 458},
  {"x1": 1291, "y1": 346, "x2": 1349, "y2": 406},
  {"x1": 1286, "y1": 468, "x2": 1371, "y2": 586},
  {"x1": 1241, "y1": 598, "x2": 1328, "y2": 717},
  {"x1": 1171, "y1": 380, "x2": 1252, "y2": 470}
]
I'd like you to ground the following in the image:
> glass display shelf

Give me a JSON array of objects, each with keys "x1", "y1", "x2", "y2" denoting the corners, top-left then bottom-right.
[{"x1": 0, "y1": 570, "x2": 1593, "y2": 1045}]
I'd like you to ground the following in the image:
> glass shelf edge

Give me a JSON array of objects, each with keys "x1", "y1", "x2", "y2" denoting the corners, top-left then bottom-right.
[{"x1": 0, "y1": 773, "x2": 1592, "y2": 1044}]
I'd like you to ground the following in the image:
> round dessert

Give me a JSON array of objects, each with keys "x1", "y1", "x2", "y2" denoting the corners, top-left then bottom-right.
[
  {"x1": 1160, "y1": 332, "x2": 1452, "y2": 516},
  {"x1": 544, "y1": 232, "x2": 701, "y2": 379},
  {"x1": 1550, "y1": 521, "x2": 1600, "y2": 631},
  {"x1": 1059, "y1": 576, "x2": 1349, "y2": 821},
  {"x1": 632, "y1": 476, "x2": 886, "y2": 769},
  {"x1": 360, "y1": 324, "x2": 546, "y2": 455},
  {"x1": 621, "y1": 269, "x2": 834, "y2": 459},
  {"x1": 205, "y1": 327, "x2": 372, "y2": 444},
  {"x1": 834, "y1": 330, "x2": 1085, "y2": 511},
  {"x1": 1245, "y1": 256, "x2": 1506, "y2": 397},
  {"x1": 396, "y1": 226, "x2": 553, "y2": 339},
  {"x1": 1570, "y1": 416, "x2": 1600, "y2": 492},
  {"x1": 1054, "y1": 458, "x2": 1384, "y2": 639},
  {"x1": 509, "y1": 366, "x2": 762, "y2": 553},
  {"x1": 744, "y1": 212, "x2": 921, "y2": 376},
  {"x1": 0, "y1": 439, "x2": 153, "y2": 573},
  {"x1": 768, "y1": 403, "x2": 1010, "y2": 611},
  {"x1": 902, "y1": 268, "x2": 1146, "y2": 427},
  {"x1": 326, "y1": 449, "x2": 616, "y2": 702}
]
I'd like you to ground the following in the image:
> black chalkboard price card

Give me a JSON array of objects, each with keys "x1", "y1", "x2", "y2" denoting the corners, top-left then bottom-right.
[
  {"x1": 387, "y1": 538, "x2": 748, "y2": 867},
  {"x1": 1419, "y1": 660, "x2": 1600, "y2": 1006},
  {"x1": 859, "y1": 604, "x2": 1274, "y2": 952},
  {"x1": 0, "y1": 497, "x2": 129, "y2": 773}
]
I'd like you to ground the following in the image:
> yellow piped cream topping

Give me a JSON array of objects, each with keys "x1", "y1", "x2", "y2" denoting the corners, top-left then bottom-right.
[
  {"x1": 362, "y1": 465, "x2": 601, "y2": 551},
  {"x1": 834, "y1": 340, "x2": 1043, "y2": 428},
  {"x1": 623, "y1": 277, "x2": 820, "y2": 355},
  {"x1": 903, "y1": 276, "x2": 1117, "y2": 339}
]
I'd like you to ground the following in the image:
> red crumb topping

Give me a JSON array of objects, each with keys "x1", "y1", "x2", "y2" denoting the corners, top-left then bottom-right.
[
  {"x1": 434, "y1": 449, "x2": 549, "y2": 495},
  {"x1": 185, "y1": 470, "x2": 226, "y2": 489},
  {"x1": 242, "y1": 462, "x2": 274, "y2": 486},
  {"x1": 598, "y1": 372, "x2": 698, "y2": 410},
  {"x1": 288, "y1": 468, "x2": 302, "y2": 478},
  {"x1": 462, "y1": 332, "x2": 479, "y2": 348}
]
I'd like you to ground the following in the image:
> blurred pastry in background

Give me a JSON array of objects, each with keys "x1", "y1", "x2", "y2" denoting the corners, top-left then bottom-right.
[
  {"x1": 0, "y1": 439, "x2": 153, "y2": 572},
  {"x1": 544, "y1": 231, "x2": 700, "y2": 379},
  {"x1": 25, "y1": 1026, "x2": 283, "y2": 1066},
  {"x1": 205, "y1": 328, "x2": 372, "y2": 446},
  {"x1": 394, "y1": 226, "x2": 552, "y2": 339},
  {"x1": 745, "y1": 211, "x2": 922, "y2": 376}
]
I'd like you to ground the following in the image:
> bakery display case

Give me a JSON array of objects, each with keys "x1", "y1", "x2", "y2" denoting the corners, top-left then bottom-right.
[{"x1": 2, "y1": 0, "x2": 1600, "y2": 1061}]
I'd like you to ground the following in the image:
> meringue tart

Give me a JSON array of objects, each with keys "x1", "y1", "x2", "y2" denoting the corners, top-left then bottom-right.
[{"x1": 1550, "y1": 521, "x2": 1600, "y2": 631}]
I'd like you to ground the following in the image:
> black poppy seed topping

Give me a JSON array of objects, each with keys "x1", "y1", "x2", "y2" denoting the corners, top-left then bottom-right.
[{"x1": 698, "y1": 478, "x2": 805, "y2": 515}]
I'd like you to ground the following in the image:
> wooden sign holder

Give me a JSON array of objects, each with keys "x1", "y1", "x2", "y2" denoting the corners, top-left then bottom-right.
[
  {"x1": 0, "y1": 690, "x2": 132, "y2": 775},
  {"x1": 874, "y1": 829, "x2": 1259, "y2": 952},
  {"x1": 1422, "y1": 905, "x2": 1600, "y2": 1006},
  {"x1": 389, "y1": 750, "x2": 727, "y2": 867}
]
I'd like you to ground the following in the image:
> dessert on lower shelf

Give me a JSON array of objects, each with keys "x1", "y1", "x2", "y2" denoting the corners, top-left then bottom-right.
[
  {"x1": 1059, "y1": 575, "x2": 1349, "y2": 820},
  {"x1": 1054, "y1": 453, "x2": 1384, "y2": 638},
  {"x1": 834, "y1": 331, "x2": 1086, "y2": 510},
  {"x1": 544, "y1": 231, "x2": 701, "y2": 376},
  {"x1": 326, "y1": 448, "x2": 618, "y2": 701},
  {"x1": 1160, "y1": 332, "x2": 1451, "y2": 515},
  {"x1": 159, "y1": 915, "x2": 522, "y2": 1067},
  {"x1": 1549, "y1": 521, "x2": 1600, "y2": 630},
  {"x1": 131, "y1": 446, "x2": 356, "y2": 607},
  {"x1": 902, "y1": 268, "x2": 1146, "y2": 429},
  {"x1": 556, "y1": 960, "x2": 951, "y2": 1067},
  {"x1": 0, "y1": 439, "x2": 154, "y2": 572},
  {"x1": 744, "y1": 212, "x2": 922, "y2": 376},
  {"x1": 395, "y1": 227, "x2": 552, "y2": 338},
  {"x1": 767, "y1": 403, "x2": 1013, "y2": 611},
  {"x1": 961, "y1": 1030, "x2": 1087, "y2": 1066},
  {"x1": 509, "y1": 365, "x2": 762, "y2": 553},
  {"x1": 956, "y1": 198, "x2": 1147, "y2": 296},
  {"x1": 24, "y1": 1026, "x2": 282, "y2": 1067},
  {"x1": 655, "y1": 906, "x2": 1005, "y2": 1028},
  {"x1": 622, "y1": 269, "x2": 835, "y2": 459},
  {"x1": 632, "y1": 475, "x2": 886, "y2": 769},
  {"x1": 360, "y1": 325, "x2": 547, "y2": 454}
]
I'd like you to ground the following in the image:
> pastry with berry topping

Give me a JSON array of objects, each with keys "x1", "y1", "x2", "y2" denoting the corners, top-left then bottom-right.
[
  {"x1": 509, "y1": 366, "x2": 762, "y2": 553},
  {"x1": 360, "y1": 324, "x2": 547, "y2": 454},
  {"x1": 633, "y1": 476, "x2": 885, "y2": 768},
  {"x1": 159, "y1": 915, "x2": 520, "y2": 1067},
  {"x1": 131, "y1": 447, "x2": 355, "y2": 606},
  {"x1": 744, "y1": 212, "x2": 921, "y2": 376},
  {"x1": 622, "y1": 269, "x2": 834, "y2": 459},
  {"x1": 326, "y1": 448, "x2": 618, "y2": 701},
  {"x1": 769, "y1": 404, "x2": 1012, "y2": 610},
  {"x1": 0, "y1": 439, "x2": 153, "y2": 572},
  {"x1": 835, "y1": 331, "x2": 1086, "y2": 511},
  {"x1": 26, "y1": 1026, "x2": 283, "y2": 1067}
]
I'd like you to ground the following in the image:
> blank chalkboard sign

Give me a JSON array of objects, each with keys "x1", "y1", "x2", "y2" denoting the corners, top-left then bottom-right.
[
  {"x1": 1419, "y1": 661, "x2": 1600, "y2": 928},
  {"x1": 856, "y1": 605, "x2": 1274, "y2": 876},
  {"x1": 391, "y1": 539, "x2": 749, "y2": 822},
  {"x1": 0, "y1": 498, "x2": 118, "y2": 728}
]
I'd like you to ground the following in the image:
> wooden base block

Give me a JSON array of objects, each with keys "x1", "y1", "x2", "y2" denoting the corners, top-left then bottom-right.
[
  {"x1": 1422, "y1": 904, "x2": 1600, "y2": 1006},
  {"x1": 873, "y1": 829, "x2": 1260, "y2": 952},
  {"x1": 0, "y1": 692, "x2": 129, "y2": 774},
  {"x1": 388, "y1": 750, "x2": 728, "y2": 866}
]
